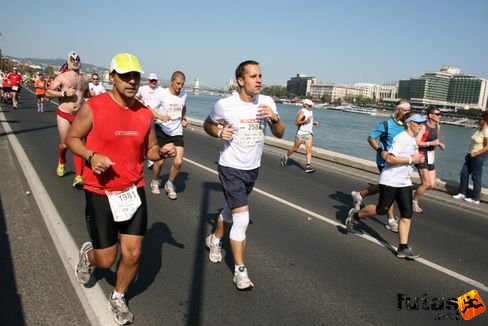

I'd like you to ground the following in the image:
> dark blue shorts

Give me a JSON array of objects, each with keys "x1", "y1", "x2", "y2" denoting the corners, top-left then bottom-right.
[
  {"x1": 218, "y1": 165, "x2": 259, "y2": 209},
  {"x1": 84, "y1": 187, "x2": 147, "y2": 249}
]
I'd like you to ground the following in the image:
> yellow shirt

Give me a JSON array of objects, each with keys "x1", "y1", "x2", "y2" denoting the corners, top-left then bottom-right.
[{"x1": 469, "y1": 127, "x2": 488, "y2": 154}]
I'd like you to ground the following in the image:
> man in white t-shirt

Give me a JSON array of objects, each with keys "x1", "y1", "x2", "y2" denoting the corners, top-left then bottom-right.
[
  {"x1": 345, "y1": 112, "x2": 426, "y2": 260},
  {"x1": 280, "y1": 99, "x2": 319, "y2": 173},
  {"x1": 203, "y1": 60, "x2": 285, "y2": 290},
  {"x1": 88, "y1": 73, "x2": 106, "y2": 97},
  {"x1": 147, "y1": 71, "x2": 187, "y2": 199},
  {"x1": 136, "y1": 73, "x2": 164, "y2": 169},
  {"x1": 136, "y1": 73, "x2": 163, "y2": 105}
]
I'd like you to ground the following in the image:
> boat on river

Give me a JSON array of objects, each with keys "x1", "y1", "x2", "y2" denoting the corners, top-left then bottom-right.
[{"x1": 342, "y1": 106, "x2": 377, "y2": 116}]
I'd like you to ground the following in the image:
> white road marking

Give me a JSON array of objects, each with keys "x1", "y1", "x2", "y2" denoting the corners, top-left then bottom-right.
[{"x1": 184, "y1": 157, "x2": 488, "y2": 293}]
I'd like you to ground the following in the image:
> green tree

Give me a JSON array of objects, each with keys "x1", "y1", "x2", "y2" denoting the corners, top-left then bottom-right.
[
  {"x1": 321, "y1": 94, "x2": 332, "y2": 103},
  {"x1": 262, "y1": 85, "x2": 290, "y2": 98}
]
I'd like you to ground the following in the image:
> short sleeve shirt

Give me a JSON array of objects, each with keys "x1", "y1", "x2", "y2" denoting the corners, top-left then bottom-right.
[
  {"x1": 208, "y1": 92, "x2": 278, "y2": 170},
  {"x1": 469, "y1": 128, "x2": 488, "y2": 154},
  {"x1": 148, "y1": 88, "x2": 187, "y2": 136},
  {"x1": 379, "y1": 131, "x2": 418, "y2": 187}
]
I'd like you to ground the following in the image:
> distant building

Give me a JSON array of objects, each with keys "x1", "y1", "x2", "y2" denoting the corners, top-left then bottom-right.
[
  {"x1": 286, "y1": 74, "x2": 316, "y2": 96},
  {"x1": 309, "y1": 82, "x2": 398, "y2": 101},
  {"x1": 398, "y1": 66, "x2": 488, "y2": 110}
]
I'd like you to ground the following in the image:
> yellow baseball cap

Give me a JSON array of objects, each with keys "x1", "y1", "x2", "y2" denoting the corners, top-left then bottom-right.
[{"x1": 110, "y1": 53, "x2": 144, "y2": 74}]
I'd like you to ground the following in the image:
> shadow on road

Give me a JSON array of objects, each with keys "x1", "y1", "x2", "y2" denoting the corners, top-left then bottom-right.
[{"x1": 0, "y1": 195, "x2": 26, "y2": 325}]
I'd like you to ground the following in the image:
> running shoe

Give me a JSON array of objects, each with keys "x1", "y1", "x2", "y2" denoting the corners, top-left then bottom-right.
[
  {"x1": 75, "y1": 242, "x2": 94, "y2": 284},
  {"x1": 205, "y1": 234, "x2": 222, "y2": 263},
  {"x1": 464, "y1": 198, "x2": 480, "y2": 204},
  {"x1": 108, "y1": 292, "x2": 134, "y2": 325},
  {"x1": 147, "y1": 160, "x2": 154, "y2": 170},
  {"x1": 233, "y1": 266, "x2": 254, "y2": 290},
  {"x1": 73, "y1": 175, "x2": 84, "y2": 188},
  {"x1": 304, "y1": 164, "x2": 316, "y2": 173},
  {"x1": 396, "y1": 246, "x2": 421, "y2": 259},
  {"x1": 385, "y1": 218, "x2": 399, "y2": 233},
  {"x1": 351, "y1": 191, "x2": 363, "y2": 211},
  {"x1": 452, "y1": 193, "x2": 465, "y2": 199},
  {"x1": 412, "y1": 200, "x2": 423, "y2": 213},
  {"x1": 150, "y1": 179, "x2": 160, "y2": 195},
  {"x1": 280, "y1": 156, "x2": 287, "y2": 168},
  {"x1": 164, "y1": 182, "x2": 177, "y2": 200},
  {"x1": 56, "y1": 161, "x2": 65, "y2": 177},
  {"x1": 344, "y1": 208, "x2": 358, "y2": 231}
]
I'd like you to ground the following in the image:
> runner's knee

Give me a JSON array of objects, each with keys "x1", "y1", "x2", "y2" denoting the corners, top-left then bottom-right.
[{"x1": 229, "y1": 211, "x2": 249, "y2": 241}]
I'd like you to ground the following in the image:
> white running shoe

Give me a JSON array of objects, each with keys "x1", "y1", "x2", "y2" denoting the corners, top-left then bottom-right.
[
  {"x1": 150, "y1": 179, "x2": 160, "y2": 195},
  {"x1": 351, "y1": 191, "x2": 363, "y2": 211},
  {"x1": 280, "y1": 156, "x2": 287, "y2": 168},
  {"x1": 75, "y1": 242, "x2": 94, "y2": 284},
  {"x1": 108, "y1": 293, "x2": 134, "y2": 325},
  {"x1": 233, "y1": 266, "x2": 254, "y2": 290},
  {"x1": 385, "y1": 218, "x2": 399, "y2": 233},
  {"x1": 205, "y1": 234, "x2": 222, "y2": 263},
  {"x1": 452, "y1": 193, "x2": 465, "y2": 199},
  {"x1": 164, "y1": 182, "x2": 177, "y2": 200},
  {"x1": 464, "y1": 197, "x2": 480, "y2": 204},
  {"x1": 412, "y1": 200, "x2": 423, "y2": 213},
  {"x1": 345, "y1": 208, "x2": 358, "y2": 231}
]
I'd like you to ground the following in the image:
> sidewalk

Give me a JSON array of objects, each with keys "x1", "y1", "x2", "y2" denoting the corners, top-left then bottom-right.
[{"x1": 0, "y1": 108, "x2": 89, "y2": 325}]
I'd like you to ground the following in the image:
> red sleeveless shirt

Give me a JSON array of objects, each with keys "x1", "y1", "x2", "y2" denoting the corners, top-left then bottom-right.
[{"x1": 83, "y1": 93, "x2": 153, "y2": 194}]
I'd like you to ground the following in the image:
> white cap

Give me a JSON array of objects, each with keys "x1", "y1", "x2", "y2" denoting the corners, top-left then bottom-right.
[
  {"x1": 148, "y1": 73, "x2": 158, "y2": 80},
  {"x1": 303, "y1": 99, "x2": 313, "y2": 106}
]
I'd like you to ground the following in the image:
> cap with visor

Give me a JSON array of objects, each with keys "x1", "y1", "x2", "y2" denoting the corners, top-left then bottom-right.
[{"x1": 110, "y1": 53, "x2": 144, "y2": 74}]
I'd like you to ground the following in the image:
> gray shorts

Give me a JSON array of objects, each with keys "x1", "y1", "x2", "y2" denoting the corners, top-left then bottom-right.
[{"x1": 296, "y1": 133, "x2": 312, "y2": 143}]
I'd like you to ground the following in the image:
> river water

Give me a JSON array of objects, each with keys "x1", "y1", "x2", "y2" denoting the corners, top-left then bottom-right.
[{"x1": 185, "y1": 93, "x2": 486, "y2": 186}]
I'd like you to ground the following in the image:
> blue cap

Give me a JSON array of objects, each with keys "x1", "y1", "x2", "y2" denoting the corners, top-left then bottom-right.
[{"x1": 404, "y1": 114, "x2": 426, "y2": 124}]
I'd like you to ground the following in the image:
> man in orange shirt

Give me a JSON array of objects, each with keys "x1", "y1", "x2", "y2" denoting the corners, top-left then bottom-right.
[{"x1": 34, "y1": 73, "x2": 47, "y2": 112}]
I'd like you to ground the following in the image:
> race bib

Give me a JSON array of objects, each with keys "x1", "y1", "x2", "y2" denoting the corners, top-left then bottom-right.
[
  {"x1": 12, "y1": 86, "x2": 19, "y2": 91},
  {"x1": 238, "y1": 118, "x2": 263, "y2": 146},
  {"x1": 427, "y1": 150, "x2": 435, "y2": 164},
  {"x1": 169, "y1": 106, "x2": 182, "y2": 120},
  {"x1": 105, "y1": 185, "x2": 141, "y2": 222}
]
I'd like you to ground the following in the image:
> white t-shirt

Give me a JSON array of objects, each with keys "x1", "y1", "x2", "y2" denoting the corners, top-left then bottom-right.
[
  {"x1": 208, "y1": 92, "x2": 278, "y2": 170},
  {"x1": 136, "y1": 85, "x2": 163, "y2": 105},
  {"x1": 88, "y1": 82, "x2": 106, "y2": 96},
  {"x1": 297, "y1": 108, "x2": 314, "y2": 135},
  {"x1": 379, "y1": 131, "x2": 418, "y2": 187},
  {"x1": 148, "y1": 88, "x2": 187, "y2": 136}
]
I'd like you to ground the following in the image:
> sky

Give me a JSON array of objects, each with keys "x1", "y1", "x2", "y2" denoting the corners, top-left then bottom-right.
[{"x1": 1, "y1": 0, "x2": 487, "y2": 89}]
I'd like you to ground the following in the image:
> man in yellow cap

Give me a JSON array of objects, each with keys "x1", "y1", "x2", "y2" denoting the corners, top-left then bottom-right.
[{"x1": 66, "y1": 53, "x2": 176, "y2": 325}]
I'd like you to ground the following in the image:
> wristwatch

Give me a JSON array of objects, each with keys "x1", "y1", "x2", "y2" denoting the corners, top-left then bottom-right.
[
  {"x1": 271, "y1": 114, "x2": 280, "y2": 124},
  {"x1": 62, "y1": 91, "x2": 67, "y2": 97}
]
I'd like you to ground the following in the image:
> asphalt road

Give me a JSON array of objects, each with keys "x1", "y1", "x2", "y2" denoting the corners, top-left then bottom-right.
[{"x1": 1, "y1": 89, "x2": 487, "y2": 325}]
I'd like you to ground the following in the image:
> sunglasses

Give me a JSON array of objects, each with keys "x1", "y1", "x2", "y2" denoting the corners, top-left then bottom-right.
[
  {"x1": 92, "y1": 78, "x2": 99, "y2": 81},
  {"x1": 432, "y1": 113, "x2": 441, "y2": 116},
  {"x1": 149, "y1": 79, "x2": 157, "y2": 83}
]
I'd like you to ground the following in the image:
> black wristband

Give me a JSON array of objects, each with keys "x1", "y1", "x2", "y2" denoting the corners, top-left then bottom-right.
[
  {"x1": 376, "y1": 148, "x2": 383, "y2": 154},
  {"x1": 87, "y1": 152, "x2": 96, "y2": 163}
]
